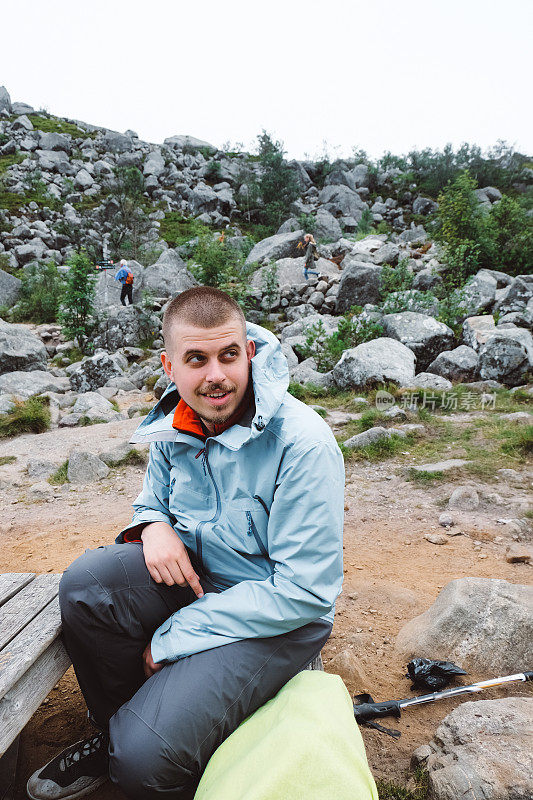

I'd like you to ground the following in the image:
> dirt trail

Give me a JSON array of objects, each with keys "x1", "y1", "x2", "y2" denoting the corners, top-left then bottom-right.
[{"x1": 1, "y1": 417, "x2": 531, "y2": 798}]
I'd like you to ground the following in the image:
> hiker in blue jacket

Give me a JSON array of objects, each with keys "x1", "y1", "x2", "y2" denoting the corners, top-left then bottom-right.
[
  {"x1": 115, "y1": 258, "x2": 134, "y2": 305},
  {"x1": 28, "y1": 286, "x2": 345, "y2": 800}
]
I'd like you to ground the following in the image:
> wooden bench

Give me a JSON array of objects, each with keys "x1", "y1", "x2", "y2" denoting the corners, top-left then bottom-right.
[{"x1": 0, "y1": 573, "x2": 71, "y2": 800}]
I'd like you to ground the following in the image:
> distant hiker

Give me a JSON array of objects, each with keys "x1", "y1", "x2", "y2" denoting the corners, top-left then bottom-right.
[
  {"x1": 302, "y1": 233, "x2": 319, "y2": 280},
  {"x1": 115, "y1": 259, "x2": 134, "y2": 305}
]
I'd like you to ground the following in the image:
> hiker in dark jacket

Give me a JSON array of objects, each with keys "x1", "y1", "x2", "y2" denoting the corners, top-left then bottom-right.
[
  {"x1": 303, "y1": 233, "x2": 319, "y2": 280},
  {"x1": 115, "y1": 259, "x2": 134, "y2": 305}
]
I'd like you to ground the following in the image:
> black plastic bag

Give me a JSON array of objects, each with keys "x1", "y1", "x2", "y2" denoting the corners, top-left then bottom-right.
[{"x1": 406, "y1": 658, "x2": 467, "y2": 691}]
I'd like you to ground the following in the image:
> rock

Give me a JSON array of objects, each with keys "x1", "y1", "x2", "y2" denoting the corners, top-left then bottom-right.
[
  {"x1": 163, "y1": 135, "x2": 216, "y2": 153},
  {"x1": 412, "y1": 268, "x2": 442, "y2": 291},
  {"x1": 462, "y1": 315, "x2": 496, "y2": 350},
  {"x1": 314, "y1": 208, "x2": 342, "y2": 242},
  {"x1": 0, "y1": 394, "x2": 15, "y2": 414},
  {"x1": 74, "y1": 168, "x2": 94, "y2": 190},
  {"x1": 438, "y1": 513, "x2": 455, "y2": 528},
  {"x1": 280, "y1": 314, "x2": 339, "y2": 342},
  {"x1": 290, "y1": 358, "x2": 333, "y2": 388},
  {"x1": 408, "y1": 459, "x2": 471, "y2": 474},
  {"x1": 494, "y1": 275, "x2": 533, "y2": 317},
  {"x1": 335, "y1": 261, "x2": 382, "y2": 313},
  {"x1": 72, "y1": 392, "x2": 116, "y2": 422},
  {"x1": 0, "y1": 320, "x2": 48, "y2": 374},
  {"x1": 396, "y1": 577, "x2": 533, "y2": 672},
  {"x1": 424, "y1": 533, "x2": 448, "y2": 545},
  {"x1": 245, "y1": 230, "x2": 304, "y2": 266},
  {"x1": 407, "y1": 373, "x2": 453, "y2": 391},
  {"x1": 153, "y1": 373, "x2": 170, "y2": 399},
  {"x1": 427, "y1": 345, "x2": 479, "y2": 382},
  {"x1": 412, "y1": 196, "x2": 438, "y2": 215},
  {"x1": 382, "y1": 312, "x2": 455, "y2": 372},
  {"x1": 461, "y1": 272, "x2": 498, "y2": 315},
  {"x1": 372, "y1": 242, "x2": 400, "y2": 266},
  {"x1": 67, "y1": 451, "x2": 110, "y2": 483},
  {"x1": 325, "y1": 648, "x2": 368, "y2": 694},
  {"x1": 143, "y1": 251, "x2": 197, "y2": 297},
  {"x1": 93, "y1": 260, "x2": 145, "y2": 309},
  {"x1": 318, "y1": 184, "x2": 366, "y2": 220},
  {"x1": 276, "y1": 218, "x2": 300, "y2": 234},
  {"x1": 333, "y1": 338, "x2": 416, "y2": 390},
  {"x1": 383, "y1": 404, "x2": 407, "y2": 420},
  {"x1": 343, "y1": 426, "x2": 407, "y2": 449},
  {"x1": 426, "y1": 698, "x2": 533, "y2": 800},
  {"x1": 27, "y1": 459, "x2": 57, "y2": 479},
  {"x1": 0, "y1": 370, "x2": 69, "y2": 399},
  {"x1": 478, "y1": 327, "x2": 533, "y2": 386},
  {"x1": 0, "y1": 86, "x2": 12, "y2": 113},
  {"x1": 98, "y1": 442, "x2": 135, "y2": 466},
  {"x1": 94, "y1": 306, "x2": 161, "y2": 352},
  {"x1": 67, "y1": 351, "x2": 127, "y2": 393},
  {"x1": 251, "y1": 257, "x2": 340, "y2": 289},
  {"x1": 505, "y1": 544, "x2": 532, "y2": 563},
  {"x1": 29, "y1": 481, "x2": 54, "y2": 500},
  {"x1": 101, "y1": 130, "x2": 133, "y2": 153},
  {"x1": 0, "y1": 268, "x2": 22, "y2": 307}
]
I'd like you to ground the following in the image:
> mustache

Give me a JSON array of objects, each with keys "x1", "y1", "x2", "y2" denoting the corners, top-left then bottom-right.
[{"x1": 198, "y1": 385, "x2": 234, "y2": 395}]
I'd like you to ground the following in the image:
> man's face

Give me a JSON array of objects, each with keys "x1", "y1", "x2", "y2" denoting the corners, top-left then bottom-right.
[{"x1": 161, "y1": 318, "x2": 255, "y2": 431}]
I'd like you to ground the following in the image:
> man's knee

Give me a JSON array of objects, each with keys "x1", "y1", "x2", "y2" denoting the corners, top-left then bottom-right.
[
  {"x1": 59, "y1": 544, "x2": 145, "y2": 623},
  {"x1": 109, "y1": 708, "x2": 196, "y2": 799}
]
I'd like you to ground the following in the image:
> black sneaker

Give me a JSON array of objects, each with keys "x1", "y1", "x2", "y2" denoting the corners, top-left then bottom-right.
[{"x1": 26, "y1": 732, "x2": 109, "y2": 800}]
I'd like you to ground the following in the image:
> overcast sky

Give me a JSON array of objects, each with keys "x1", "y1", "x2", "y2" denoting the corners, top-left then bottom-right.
[{"x1": 2, "y1": 0, "x2": 531, "y2": 161}]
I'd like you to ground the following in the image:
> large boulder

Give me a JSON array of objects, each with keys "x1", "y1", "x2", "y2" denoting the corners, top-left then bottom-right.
[
  {"x1": 332, "y1": 338, "x2": 416, "y2": 390},
  {"x1": 494, "y1": 275, "x2": 533, "y2": 317},
  {"x1": 427, "y1": 345, "x2": 479, "y2": 382},
  {"x1": 72, "y1": 392, "x2": 118, "y2": 423},
  {"x1": 478, "y1": 326, "x2": 533, "y2": 386},
  {"x1": 245, "y1": 231, "x2": 304, "y2": 266},
  {"x1": 289, "y1": 358, "x2": 333, "y2": 387},
  {"x1": 0, "y1": 268, "x2": 22, "y2": 307},
  {"x1": 101, "y1": 130, "x2": 133, "y2": 153},
  {"x1": 280, "y1": 314, "x2": 339, "y2": 343},
  {"x1": 396, "y1": 577, "x2": 533, "y2": 673},
  {"x1": 424, "y1": 698, "x2": 533, "y2": 800},
  {"x1": 462, "y1": 315, "x2": 497, "y2": 350},
  {"x1": 143, "y1": 250, "x2": 197, "y2": 297},
  {"x1": 188, "y1": 183, "x2": 219, "y2": 214},
  {"x1": 163, "y1": 135, "x2": 216, "y2": 153},
  {"x1": 93, "y1": 305, "x2": 162, "y2": 351},
  {"x1": 67, "y1": 351, "x2": 127, "y2": 393},
  {"x1": 0, "y1": 369, "x2": 69, "y2": 398},
  {"x1": 314, "y1": 208, "x2": 342, "y2": 242},
  {"x1": 67, "y1": 451, "x2": 110, "y2": 483},
  {"x1": 0, "y1": 86, "x2": 12, "y2": 113},
  {"x1": 335, "y1": 261, "x2": 382, "y2": 313},
  {"x1": 0, "y1": 320, "x2": 48, "y2": 374},
  {"x1": 381, "y1": 312, "x2": 455, "y2": 372},
  {"x1": 318, "y1": 184, "x2": 367, "y2": 221},
  {"x1": 460, "y1": 271, "x2": 498, "y2": 315},
  {"x1": 38, "y1": 132, "x2": 71, "y2": 153}
]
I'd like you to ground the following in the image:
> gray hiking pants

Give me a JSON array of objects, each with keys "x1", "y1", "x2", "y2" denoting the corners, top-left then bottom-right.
[{"x1": 59, "y1": 543, "x2": 332, "y2": 799}]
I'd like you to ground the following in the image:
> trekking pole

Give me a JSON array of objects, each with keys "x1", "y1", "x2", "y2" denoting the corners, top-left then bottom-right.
[{"x1": 353, "y1": 670, "x2": 533, "y2": 725}]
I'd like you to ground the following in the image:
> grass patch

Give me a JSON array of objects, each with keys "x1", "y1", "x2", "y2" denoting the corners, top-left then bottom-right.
[
  {"x1": 500, "y1": 424, "x2": 533, "y2": 457},
  {"x1": 112, "y1": 449, "x2": 147, "y2": 468},
  {"x1": 48, "y1": 460, "x2": 69, "y2": 485},
  {"x1": 340, "y1": 432, "x2": 411, "y2": 463},
  {"x1": 79, "y1": 416, "x2": 107, "y2": 426},
  {"x1": 0, "y1": 152, "x2": 26, "y2": 174},
  {"x1": 0, "y1": 397, "x2": 50, "y2": 438},
  {"x1": 0, "y1": 455, "x2": 16, "y2": 465},
  {"x1": 158, "y1": 213, "x2": 211, "y2": 248},
  {"x1": 375, "y1": 769, "x2": 429, "y2": 799},
  {"x1": 406, "y1": 469, "x2": 445, "y2": 483},
  {"x1": 144, "y1": 374, "x2": 159, "y2": 391},
  {"x1": 27, "y1": 114, "x2": 96, "y2": 138}
]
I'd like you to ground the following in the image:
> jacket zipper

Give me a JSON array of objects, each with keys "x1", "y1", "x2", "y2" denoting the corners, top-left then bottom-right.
[
  {"x1": 194, "y1": 442, "x2": 221, "y2": 567},
  {"x1": 246, "y1": 511, "x2": 269, "y2": 558}
]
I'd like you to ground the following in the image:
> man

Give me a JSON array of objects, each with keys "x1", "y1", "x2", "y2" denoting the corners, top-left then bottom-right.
[
  {"x1": 114, "y1": 258, "x2": 134, "y2": 305},
  {"x1": 28, "y1": 287, "x2": 345, "y2": 800}
]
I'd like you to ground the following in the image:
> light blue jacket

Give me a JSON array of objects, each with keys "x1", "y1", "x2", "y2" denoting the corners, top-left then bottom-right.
[{"x1": 117, "y1": 322, "x2": 345, "y2": 663}]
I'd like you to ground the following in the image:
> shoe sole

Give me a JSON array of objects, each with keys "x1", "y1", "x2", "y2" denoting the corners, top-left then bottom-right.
[{"x1": 26, "y1": 775, "x2": 108, "y2": 800}]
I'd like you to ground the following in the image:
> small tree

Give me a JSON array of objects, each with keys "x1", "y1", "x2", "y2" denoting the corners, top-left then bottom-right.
[
  {"x1": 12, "y1": 260, "x2": 65, "y2": 323},
  {"x1": 485, "y1": 195, "x2": 533, "y2": 276},
  {"x1": 59, "y1": 250, "x2": 97, "y2": 352},
  {"x1": 256, "y1": 131, "x2": 299, "y2": 231},
  {"x1": 103, "y1": 166, "x2": 152, "y2": 260},
  {"x1": 435, "y1": 171, "x2": 484, "y2": 286}
]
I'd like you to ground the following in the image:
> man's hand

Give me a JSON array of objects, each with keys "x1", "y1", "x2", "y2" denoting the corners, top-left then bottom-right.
[
  {"x1": 142, "y1": 642, "x2": 163, "y2": 679},
  {"x1": 141, "y1": 522, "x2": 204, "y2": 598}
]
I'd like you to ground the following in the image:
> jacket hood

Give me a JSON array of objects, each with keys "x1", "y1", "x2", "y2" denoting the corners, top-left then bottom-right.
[{"x1": 129, "y1": 322, "x2": 290, "y2": 449}]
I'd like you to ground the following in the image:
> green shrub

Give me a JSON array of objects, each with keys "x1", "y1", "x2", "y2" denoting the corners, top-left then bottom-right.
[
  {"x1": 158, "y1": 213, "x2": 211, "y2": 248},
  {"x1": 260, "y1": 261, "x2": 279, "y2": 311},
  {"x1": 298, "y1": 212, "x2": 316, "y2": 234},
  {"x1": 435, "y1": 170, "x2": 485, "y2": 285},
  {"x1": 189, "y1": 235, "x2": 254, "y2": 309},
  {"x1": 58, "y1": 250, "x2": 97, "y2": 353},
  {"x1": 204, "y1": 160, "x2": 222, "y2": 183},
  {"x1": 0, "y1": 455, "x2": 16, "y2": 465},
  {"x1": 356, "y1": 207, "x2": 373, "y2": 237},
  {"x1": 485, "y1": 195, "x2": 533, "y2": 276},
  {"x1": 0, "y1": 397, "x2": 51, "y2": 438},
  {"x1": 380, "y1": 258, "x2": 414, "y2": 298},
  {"x1": 12, "y1": 260, "x2": 65, "y2": 323},
  {"x1": 302, "y1": 313, "x2": 384, "y2": 373}
]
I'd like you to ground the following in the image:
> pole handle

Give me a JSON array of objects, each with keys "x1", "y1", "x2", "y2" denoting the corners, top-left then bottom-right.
[{"x1": 353, "y1": 700, "x2": 401, "y2": 724}]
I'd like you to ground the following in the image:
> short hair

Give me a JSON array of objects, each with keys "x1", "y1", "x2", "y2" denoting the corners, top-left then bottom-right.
[
  {"x1": 162, "y1": 287, "x2": 246, "y2": 352},
  {"x1": 119, "y1": 259, "x2": 127, "y2": 266}
]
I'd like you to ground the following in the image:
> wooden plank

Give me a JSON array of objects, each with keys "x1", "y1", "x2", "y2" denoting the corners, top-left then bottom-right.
[
  {"x1": 0, "y1": 574, "x2": 61, "y2": 652},
  {"x1": 0, "y1": 736, "x2": 19, "y2": 800},
  {"x1": 0, "y1": 574, "x2": 35, "y2": 608},
  {"x1": 0, "y1": 638, "x2": 70, "y2": 757},
  {"x1": 0, "y1": 597, "x2": 63, "y2": 702}
]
